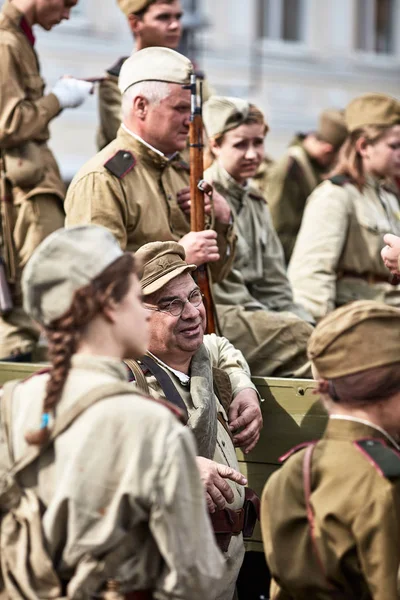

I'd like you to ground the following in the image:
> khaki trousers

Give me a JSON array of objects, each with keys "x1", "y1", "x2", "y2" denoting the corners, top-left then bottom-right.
[
  {"x1": 216, "y1": 305, "x2": 313, "y2": 378},
  {"x1": 0, "y1": 193, "x2": 64, "y2": 359}
]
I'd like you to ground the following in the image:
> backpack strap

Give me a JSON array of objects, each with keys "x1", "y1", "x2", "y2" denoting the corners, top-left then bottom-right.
[{"x1": 124, "y1": 359, "x2": 150, "y2": 394}]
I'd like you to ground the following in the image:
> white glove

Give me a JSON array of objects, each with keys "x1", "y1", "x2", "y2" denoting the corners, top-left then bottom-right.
[{"x1": 51, "y1": 77, "x2": 93, "y2": 109}]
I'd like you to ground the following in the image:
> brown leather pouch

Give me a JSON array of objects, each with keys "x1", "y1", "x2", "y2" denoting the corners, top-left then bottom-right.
[
  {"x1": 242, "y1": 488, "x2": 260, "y2": 539},
  {"x1": 4, "y1": 142, "x2": 44, "y2": 188}
]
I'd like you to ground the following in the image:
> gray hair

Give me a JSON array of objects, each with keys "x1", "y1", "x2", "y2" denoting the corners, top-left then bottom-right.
[{"x1": 122, "y1": 81, "x2": 172, "y2": 119}]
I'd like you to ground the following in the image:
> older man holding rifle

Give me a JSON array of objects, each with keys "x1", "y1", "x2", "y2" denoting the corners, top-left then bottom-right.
[{"x1": 65, "y1": 47, "x2": 234, "y2": 287}]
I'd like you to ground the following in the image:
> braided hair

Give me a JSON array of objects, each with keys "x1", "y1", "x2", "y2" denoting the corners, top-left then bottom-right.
[{"x1": 25, "y1": 253, "x2": 135, "y2": 445}]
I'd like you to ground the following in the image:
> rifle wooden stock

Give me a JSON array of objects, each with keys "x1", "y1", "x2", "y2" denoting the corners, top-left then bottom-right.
[{"x1": 189, "y1": 92, "x2": 216, "y2": 334}]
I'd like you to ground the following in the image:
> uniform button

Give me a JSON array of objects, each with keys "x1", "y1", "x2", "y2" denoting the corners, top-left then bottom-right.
[
  {"x1": 222, "y1": 440, "x2": 226, "y2": 447},
  {"x1": 167, "y1": 194, "x2": 172, "y2": 200},
  {"x1": 123, "y1": 152, "x2": 130, "y2": 160},
  {"x1": 366, "y1": 441, "x2": 375, "y2": 446}
]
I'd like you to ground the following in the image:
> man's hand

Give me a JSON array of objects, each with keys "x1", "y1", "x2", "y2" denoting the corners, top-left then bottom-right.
[
  {"x1": 229, "y1": 389, "x2": 263, "y2": 454},
  {"x1": 381, "y1": 233, "x2": 400, "y2": 275},
  {"x1": 176, "y1": 185, "x2": 231, "y2": 224},
  {"x1": 196, "y1": 456, "x2": 247, "y2": 513},
  {"x1": 179, "y1": 230, "x2": 220, "y2": 265}
]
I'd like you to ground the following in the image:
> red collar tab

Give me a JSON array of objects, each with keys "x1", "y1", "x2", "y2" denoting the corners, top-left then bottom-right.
[{"x1": 20, "y1": 17, "x2": 35, "y2": 46}]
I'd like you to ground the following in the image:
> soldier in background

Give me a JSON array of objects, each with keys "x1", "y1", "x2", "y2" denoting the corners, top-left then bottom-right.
[
  {"x1": 97, "y1": 0, "x2": 211, "y2": 150},
  {"x1": 267, "y1": 109, "x2": 347, "y2": 263},
  {"x1": 66, "y1": 47, "x2": 235, "y2": 284},
  {"x1": 261, "y1": 300, "x2": 400, "y2": 599},
  {"x1": 201, "y1": 96, "x2": 313, "y2": 378},
  {"x1": 0, "y1": 0, "x2": 92, "y2": 361},
  {"x1": 288, "y1": 93, "x2": 400, "y2": 322}
]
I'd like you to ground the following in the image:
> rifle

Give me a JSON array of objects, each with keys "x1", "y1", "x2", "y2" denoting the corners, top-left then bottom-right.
[
  {"x1": 0, "y1": 153, "x2": 15, "y2": 313},
  {"x1": 186, "y1": 73, "x2": 217, "y2": 334}
]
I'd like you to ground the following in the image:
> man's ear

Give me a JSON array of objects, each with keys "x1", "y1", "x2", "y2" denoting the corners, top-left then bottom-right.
[
  {"x1": 355, "y1": 136, "x2": 369, "y2": 158},
  {"x1": 133, "y1": 95, "x2": 150, "y2": 120},
  {"x1": 127, "y1": 13, "x2": 143, "y2": 37}
]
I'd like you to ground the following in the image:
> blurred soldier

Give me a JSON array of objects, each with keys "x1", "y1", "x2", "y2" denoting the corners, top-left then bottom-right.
[
  {"x1": 201, "y1": 96, "x2": 313, "y2": 378},
  {"x1": 0, "y1": 225, "x2": 225, "y2": 599},
  {"x1": 65, "y1": 47, "x2": 234, "y2": 282},
  {"x1": 97, "y1": 0, "x2": 211, "y2": 150},
  {"x1": 289, "y1": 93, "x2": 400, "y2": 322},
  {"x1": 267, "y1": 109, "x2": 347, "y2": 263},
  {"x1": 0, "y1": 0, "x2": 92, "y2": 361},
  {"x1": 262, "y1": 300, "x2": 400, "y2": 599},
  {"x1": 129, "y1": 240, "x2": 263, "y2": 600}
]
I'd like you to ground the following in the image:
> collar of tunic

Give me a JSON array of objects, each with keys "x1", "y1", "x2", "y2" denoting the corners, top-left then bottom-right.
[
  {"x1": 327, "y1": 415, "x2": 400, "y2": 450},
  {"x1": 119, "y1": 125, "x2": 178, "y2": 169},
  {"x1": 70, "y1": 354, "x2": 129, "y2": 381}
]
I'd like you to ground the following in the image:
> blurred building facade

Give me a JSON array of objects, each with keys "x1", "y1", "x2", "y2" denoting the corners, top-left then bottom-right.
[{"x1": 2, "y1": 0, "x2": 399, "y2": 176}]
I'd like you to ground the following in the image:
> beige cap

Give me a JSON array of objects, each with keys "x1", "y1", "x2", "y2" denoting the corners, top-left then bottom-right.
[
  {"x1": 117, "y1": 0, "x2": 151, "y2": 16},
  {"x1": 203, "y1": 96, "x2": 252, "y2": 139},
  {"x1": 307, "y1": 300, "x2": 400, "y2": 379},
  {"x1": 22, "y1": 226, "x2": 123, "y2": 326},
  {"x1": 345, "y1": 93, "x2": 400, "y2": 132},
  {"x1": 136, "y1": 241, "x2": 196, "y2": 296},
  {"x1": 317, "y1": 109, "x2": 348, "y2": 148},
  {"x1": 119, "y1": 47, "x2": 193, "y2": 95}
]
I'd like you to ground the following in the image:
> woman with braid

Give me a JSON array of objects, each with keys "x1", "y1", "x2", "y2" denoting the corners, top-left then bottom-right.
[{"x1": 0, "y1": 225, "x2": 224, "y2": 600}]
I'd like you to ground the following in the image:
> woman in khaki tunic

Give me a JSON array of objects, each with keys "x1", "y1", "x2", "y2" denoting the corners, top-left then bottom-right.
[
  {"x1": 261, "y1": 300, "x2": 400, "y2": 599},
  {"x1": 288, "y1": 93, "x2": 400, "y2": 322},
  {"x1": 0, "y1": 225, "x2": 224, "y2": 599}
]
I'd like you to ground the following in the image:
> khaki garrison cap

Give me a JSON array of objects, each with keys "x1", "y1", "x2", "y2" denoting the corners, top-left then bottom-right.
[
  {"x1": 136, "y1": 241, "x2": 196, "y2": 295},
  {"x1": 317, "y1": 109, "x2": 348, "y2": 148},
  {"x1": 345, "y1": 93, "x2": 400, "y2": 132},
  {"x1": 203, "y1": 96, "x2": 269, "y2": 140},
  {"x1": 307, "y1": 300, "x2": 400, "y2": 380},
  {"x1": 119, "y1": 47, "x2": 193, "y2": 95},
  {"x1": 22, "y1": 226, "x2": 123, "y2": 326},
  {"x1": 117, "y1": 0, "x2": 151, "y2": 16}
]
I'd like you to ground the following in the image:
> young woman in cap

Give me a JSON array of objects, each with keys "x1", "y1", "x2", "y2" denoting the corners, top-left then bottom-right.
[
  {"x1": 288, "y1": 93, "x2": 400, "y2": 322},
  {"x1": 261, "y1": 299, "x2": 400, "y2": 599},
  {"x1": 0, "y1": 225, "x2": 224, "y2": 599}
]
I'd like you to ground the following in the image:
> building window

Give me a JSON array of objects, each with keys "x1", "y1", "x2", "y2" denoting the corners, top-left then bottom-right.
[
  {"x1": 258, "y1": 0, "x2": 305, "y2": 42},
  {"x1": 356, "y1": 0, "x2": 395, "y2": 53}
]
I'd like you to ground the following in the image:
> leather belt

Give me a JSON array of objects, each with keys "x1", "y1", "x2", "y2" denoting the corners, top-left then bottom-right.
[{"x1": 337, "y1": 270, "x2": 400, "y2": 286}]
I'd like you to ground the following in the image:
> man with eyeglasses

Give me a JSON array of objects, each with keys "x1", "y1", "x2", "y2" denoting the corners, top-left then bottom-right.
[{"x1": 127, "y1": 240, "x2": 263, "y2": 600}]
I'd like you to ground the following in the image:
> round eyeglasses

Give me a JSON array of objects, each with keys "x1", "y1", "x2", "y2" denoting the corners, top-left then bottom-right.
[{"x1": 144, "y1": 288, "x2": 204, "y2": 317}]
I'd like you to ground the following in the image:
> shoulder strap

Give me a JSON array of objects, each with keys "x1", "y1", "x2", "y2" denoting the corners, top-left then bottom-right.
[
  {"x1": 104, "y1": 150, "x2": 136, "y2": 179},
  {"x1": 124, "y1": 359, "x2": 150, "y2": 394},
  {"x1": 329, "y1": 174, "x2": 352, "y2": 187},
  {"x1": 8, "y1": 382, "x2": 144, "y2": 478},
  {"x1": 140, "y1": 355, "x2": 189, "y2": 422},
  {"x1": 354, "y1": 439, "x2": 400, "y2": 479}
]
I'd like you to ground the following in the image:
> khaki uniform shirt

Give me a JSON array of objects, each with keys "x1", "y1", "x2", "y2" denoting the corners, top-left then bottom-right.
[
  {"x1": 205, "y1": 161, "x2": 311, "y2": 321},
  {"x1": 0, "y1": 354, "x2": 225, "y2": 599},
  {"x1": 0, "y1": 1, "x2": 64, "y2": 204},
  {"x1": 267, "y1": 141, "x2": 323, "y2": 263},
  {"x1": 65, "y1": 127, "x2": 234, "y2": 283},
  {"x1": 288, "y1": 177, "x2": 400, "y2": 321},
  {"x1": 261, "y1": 418, "x2": 400, "y2": 600}
]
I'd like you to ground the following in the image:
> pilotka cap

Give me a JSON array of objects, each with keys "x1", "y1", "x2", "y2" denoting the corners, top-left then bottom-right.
[
  {"x1": 345, "y1": 93, "x2": 400, "y2": 132},
  {"x1": 307, "y1": 300, "x2": 400, "y2": 379},
  {"x1": 317, "y1": 109, "x2": 348, "y2": 148},
  {"x1": 119, "y1": 47, "x2": 193, "y2": 95},
  {"x1": 203, "y1": 95, "x2": 268, "y2": 139},
  {"x1": 117, "y1": 0, "x2": 152, "y2": 16},
  {"x1": 136, "y1": 241, "x2": 196, "y2": 296},
  {"x1": 22, "y1": 226, "x2": 124, "y2": 326}
]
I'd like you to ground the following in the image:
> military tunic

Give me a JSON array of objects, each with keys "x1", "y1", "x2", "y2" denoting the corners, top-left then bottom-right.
[
  {"x1": 205, "y1": 161, "x2": 313, "y2": 378},
  {"x1": 0, "y1": 1, "x2": 65, "y2": 357},
  {"x1": 141, "y1": 334, "x2": 258, "y2": 600},
  {"x1": 288, "y1": 177, "x2": 400, "y2": 322},
  {"x1": 267, "y1": 140, "x2": 324, "y2": 264},
  {"x1": 261, "y1": 418, "x2": 400, "y2": 600},
  {"x1": 65, "y1": 127, "x2": 234, "y2": 283},
  {"x1": 0, "y1": 354, "x2": 225, "y2": 599}
]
